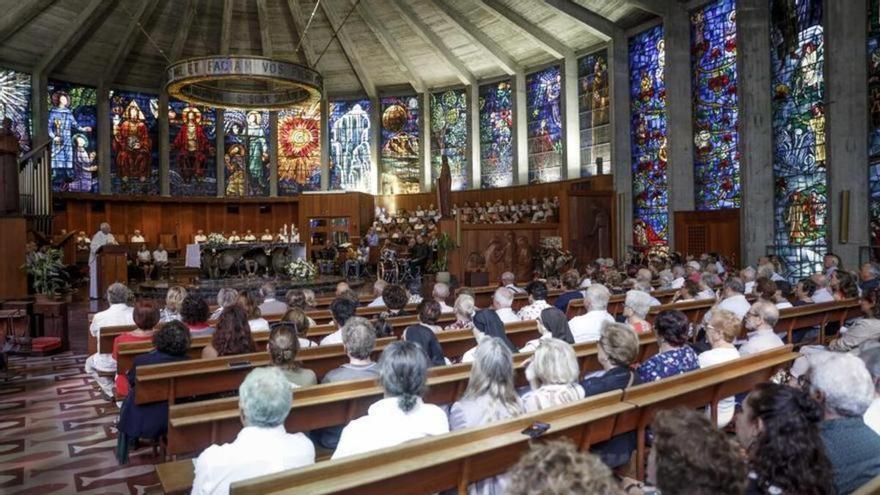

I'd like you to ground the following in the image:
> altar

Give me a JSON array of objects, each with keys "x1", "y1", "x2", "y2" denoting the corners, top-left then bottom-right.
[{"x1": 185, "y1": 242, "x2": 307, "y2": 278}]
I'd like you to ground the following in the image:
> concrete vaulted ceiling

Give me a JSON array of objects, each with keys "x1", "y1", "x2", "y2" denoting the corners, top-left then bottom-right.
[{"x1": 0, "y1": 0, "x2": 658, "y2": 98}]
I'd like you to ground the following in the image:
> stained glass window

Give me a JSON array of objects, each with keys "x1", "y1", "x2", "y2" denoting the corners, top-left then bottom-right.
[
  {"x1": 224, "y1": 109, "x2": 270, "y2": 196},
  {"x1": 629, "y1": 25, "x2": 668, "y2": 249},
  {"x1": 47, "y1": 80, "x2": 97, "y2": 193},
  {"x1": 110, "y1": 90, "x2": 159, "y2": 195},
  {"x1": 380, "y1": 95, "x2": 421, "y2": 194},
  {"x1": 0, "y1": 68, "x2": 32, "y2": 156},
  {"x1": 578, "y1": 50, "x2": 610, "y2": 177},
  {"x1": 278, "y1": 103, "x2": 321, "y2": 194},
  {"x1": 479, "y1": 80, "x2": 513, "y2": 188},
  {"x1": 430, "y1": 88, "x2": 468, "y2": 190},
  {"x1": 770, "y1": 0, "x2": 826, "y2": 280},
  {"x1": 169, "y1": 99, "x2": 216, "y2": 196},
  {"x1": 691, "y1": 0, "x2": 741, "y2": 210},
  {"x1": 526, "y1": 65, "x2": 563, "y2": 183},
  {"x1": 329, "y1": 99, "x2": 372, "y2": 192},
  {"x1": 869, "y1": 0, "x2": 880, "y2": 247}
]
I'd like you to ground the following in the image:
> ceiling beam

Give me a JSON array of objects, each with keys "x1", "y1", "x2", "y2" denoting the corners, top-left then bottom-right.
[
  {"x1": 424, "y1": 0, "x2": 520, "y2": 75},
  {"x1": 168, "y1": 0, "x2": 195, "y2": 62},
  {"x1": 626, "y1": 0, "x2": 668, "y2": 16},
  {"x1": 474, "y1": 0, "x2": 573, "y2": 60},
  {"x1": 99, "y1": 0, "x2": 161, "y2": 89},
  {"x1": 320, "y1": 0, "x2": 377, "y2": 99},
  {"x1": 542, "y1": 0, "x2": 616, "y2": 40},
  {"x1": 34, "y1": 0, "x2": 115, "y2": 75},
  {"x1": 0, "y1": 0, "x2": 59, "y2": 45},
  {"x1": 256, "y1": 0, "x2": 274, "y2": 57},
  {"x1": 389, "y1": 0, "x2": 474, "y2": 86},
  {"x1": 353, "y1": 0, "x2": 425, "y2": 93},
  {"x1": 286, "y1": 0, "x2": 317, "y2": 66},
  {"x1": 220, "y1": 0, "x2": 234, "y2": 55}
]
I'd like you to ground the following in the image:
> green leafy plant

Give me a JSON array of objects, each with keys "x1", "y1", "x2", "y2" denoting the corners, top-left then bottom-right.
[
  {"x1": 21, "y1": 248, "x2": 71, "y2": 297},
  {"x1": 429, "y1": 232, "x2": 457, "y2": 273}
]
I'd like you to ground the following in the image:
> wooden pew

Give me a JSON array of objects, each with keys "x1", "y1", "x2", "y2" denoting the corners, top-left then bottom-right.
[
  {"x1": 157, "y1": 345, "x2": 792, "y2": 495},
  {"x1": 135, "y1": 321, "x2": 545, "y2": 407},
  {"x1": 566, "y1": 288, "x2": 681, "y2": 319},
  {"x1": 161, "y1": 334, "x2": 658, "y2": 459},
  {"x1": 773, "y1": 298, "x2": 860, "y2": 344}
]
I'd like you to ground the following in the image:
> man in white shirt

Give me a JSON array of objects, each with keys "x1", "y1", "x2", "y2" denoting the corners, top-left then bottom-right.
[
  {"x1": 152, "y1": 244, "x2": 169, "y2": 279},
  {"x1": 501, "y1": 271, "x2": 525, "y2": 294},
  {"x1": 319, "y1": 298, "x2": 358, "y2": 346},
  {"x1": 823, "y1": 253, "x2": 840, "y2": 278},
  {"x1": 193, "y1": 229, "x2": 207, "y2": 243},
  {"x1": 129, "y1": 229, "x2": 145, "y2": 244},
  {"x1": 432, "y1": 282, "x2": 454, "y2": 313},
  {"x1": 713, "y1": 277, "x2": 752, "y2": 320},
  {"x1": 192, "y1": 367, "x2": 315, "y2": 494},
  {"x1": 493, "y1": 287, "x2": 520, "y2": 324},
  {"x1": 259, "y1": 281, "x2": 288, "y2": 316},
  {"x1": 569, "y1": 284, "x2": 614, "y2": 343},
  {"x1": 739, "y1": 300, "x2": 785, "y2": 356},
  {"x1": 367, "y1": 279, "x2": 387, "y2": 308},
  {"x1": 811, "y1": 273, "x2": 835, "y2": 303},
  {"x1": 243, "y1": 230, "x2": 257, "y2": 242},
  {"x1": 85, "y1": 283, "x2": 134, "y2": 396},
  {"x1": 670, "y1": 265, "x2": 686, "y2": 289},
  {"x1": 89, "y1": 222, "x2": 118, "y2": 299}
]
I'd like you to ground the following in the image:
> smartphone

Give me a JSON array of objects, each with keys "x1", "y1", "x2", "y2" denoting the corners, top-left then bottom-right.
[{"x1": 521, "y1": 421, "x2": 551, "y2": 438}]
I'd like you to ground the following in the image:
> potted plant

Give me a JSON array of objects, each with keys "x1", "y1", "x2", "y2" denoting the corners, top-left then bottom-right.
[
  {"x1": 21, "y1": 247, "x2": 72, "y2": 302},
  {"x1": 430, "y1": 232, "x2": 457, "y2": 284}
]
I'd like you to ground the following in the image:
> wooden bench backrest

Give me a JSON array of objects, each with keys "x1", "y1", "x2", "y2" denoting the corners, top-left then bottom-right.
[
  {"x1": 221, "y1": 346, "x2": 796, "y2": 495},
  {"x1": 773, "y1": 298, "x2": 860, "y2": 343},
  {"x1": 164, "y1": 334, "x2": 657, "y2": 457},
  {"x1": 566, "y1": 288, "x2": 681, "y2": 318}
]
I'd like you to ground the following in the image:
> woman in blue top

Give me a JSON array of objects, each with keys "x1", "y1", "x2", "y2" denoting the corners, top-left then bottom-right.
[{"x1": 637, "y1": 309, "x2": 699, "y2": 383}]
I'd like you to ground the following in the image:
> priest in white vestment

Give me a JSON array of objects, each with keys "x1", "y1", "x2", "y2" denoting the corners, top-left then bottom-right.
[{"x1": 89, "y1": 223, "x2": 117, "y2": 299}]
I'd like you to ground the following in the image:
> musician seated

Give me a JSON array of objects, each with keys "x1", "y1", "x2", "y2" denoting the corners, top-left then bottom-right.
[
  {"x1": 193, "y1": 229, "x2": 207, "y2": 244},
  {"x1": 344, "y1": 239, "x2": 370, "y2": 278},
  {"x1": 152, "y1": 244, "x2": 169, "y2": 279},
  {"x1": 243, "y1": 230, "x2": 257, "y2": 242},
  {"x1": 228, "y1": 230, "x2": 242, "y2": 244},
  {"x1": 260, "y1": 229, "x2": 274, "y2": 242},
  {"x1": 130, "y1": 229, "x2": 145, "y2": 244},
  {"x1": 318, "y1": 240, "x2": 338, "y2": 274},
  {"x1": 136, "y1": 244, "x2": 153, "y2": 280},
  {"x1": 408, "y1": 235, "x2": 430, "y2": 274}
]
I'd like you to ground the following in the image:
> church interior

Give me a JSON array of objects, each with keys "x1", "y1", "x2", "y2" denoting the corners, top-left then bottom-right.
[{"x1": 1, "y1": 0, "x2": 880, "y2": 493}]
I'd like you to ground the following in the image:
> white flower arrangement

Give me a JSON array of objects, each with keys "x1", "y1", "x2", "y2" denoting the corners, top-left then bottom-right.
[
  {"x1": 204, "y1": 233, "x2": 228, "y2": 250},
  {"x1": 286, "y1": 259, "x2": 318, "y2": 281}
]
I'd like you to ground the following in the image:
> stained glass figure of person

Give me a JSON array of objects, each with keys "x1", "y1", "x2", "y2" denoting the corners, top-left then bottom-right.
[
  {"x1": 172, "y1": 106, "x2": 213, "y2": 183},
  {"x1": 113, "y1": 100, "x2": 151, "y2": 183},
  {"x1": 225, "y1": 143, "x2": 246, "y2": 196},
  {"x1": 48, "y1": 91, "x2": 92, "y2": 182},
  {"x1": 71, "y1": 133, "x2": 97, "y2": 192},
  {"x1": 245, "y1": 111, "x2": 268, "y2": 195}
]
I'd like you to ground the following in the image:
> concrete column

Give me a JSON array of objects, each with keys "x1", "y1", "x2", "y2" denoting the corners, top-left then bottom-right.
[
  {"x1": 216, "y1": 109, "x2": 225, "y2": 197},
  {"x1": 469, "y1": 83, "x2": 480, "y2": 189},
  {"x1": 30, "y1": 72, "x2": 47, "y2": 146},
  {"x1": 563, "y1": 55, "x2": 580, "y2": 180},
  {"x1": 158, "y1": 92, "x2": 169, "y2": 196},
  {"x1": 738, "y1": 0, "x2": 774, "y2": 266},
  {"x1": 610, "y1": 31, "x2": 633, "y2": 257},
  {"x1": 827, "y1": 0, "x2": 868, "y2": 266},
  {"x1": 421, "y1": 92, "x2": 431, "y2": 192},
  {"x1": 97, "y1": 86, "x2": 111, "y2": 194},
  {"x1": 370, "y1": 96, "x2": 380, "y2": 195},
  {"x1": 320, "y1": 95, "x2": 330, "y2": 190},
  {"x1": 269, "y1": 111, "x2": 278, "y2": 196},
  {"x1": 513, "y1": 71, "x2": 528, "y2": 185},
  {"x1": 664, "y1": 5, "x2": 695, "y2": 246}
]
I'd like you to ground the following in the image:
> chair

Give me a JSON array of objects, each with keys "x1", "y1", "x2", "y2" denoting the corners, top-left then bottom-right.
[{"x1": 159, "y1": 234, "x2": 180, "y2": 258}]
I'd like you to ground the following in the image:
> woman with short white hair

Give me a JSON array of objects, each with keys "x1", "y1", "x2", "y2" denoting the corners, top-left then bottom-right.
[
  {"x1": 332, "y1": 341, "x2": 449, "y2": 459},
  {"x1": 623, "y1": 290, "x2": 654, "y2": 335},
  {"x1": 191, "y1": 367, "x2": 315, "y2": 495},
  {"x1": 522, "y1": 338, "x2": 584, "y2": 412},
  {"x1": 444, "y1": 294, "x2": 476, "y2": 331},
  {"x1": 160, "y1": 286, "x2": 187, "y2": 323}
]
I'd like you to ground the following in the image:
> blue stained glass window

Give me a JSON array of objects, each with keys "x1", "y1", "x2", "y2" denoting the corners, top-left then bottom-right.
[
  {"x1": 0, "y1": 68, "x2": 32, "y2": 156},
  {"x1": 329, "y1": 99, "x2": 372, "y2": 193},
  {"x1": 48, "y1": 80, "x2": 97, "y2": 193},
  {"x1": 278, "y1": 103, "x2": 321, "y2": 194},
  {"x1": 578, "y1": 50, "x2": 611, "y2": 177},
  {"x1": 110, "y1": 90, "x2": 159, "y2": 195},
  {"x1": 431, "y1": 88, "x2": 469, "y2": 190},
  {"x1": 629, "y1": 25, "x2": 668, "y2": 249},
  {"x1": 380, "y1": 95, "x2": 421, "y2": 194},
  {"x1": 169, "y1": 99, "x2": 216, "y2": 196},
  {"x1": 770, "y1": 0, "x2": 826, "y2": 280},
  {"x1": 479, "y1": 80, "x2": 513, "y2": 188},
  {"x1": 224, "y1": 109, "x2": 270, "y2": 196},
  {"x1": 869, "y1": 0, "x2": 880, "y2": 247},
  {"x1": 526, "y1": 65, "x2": 563, "y2": 183},
  {"x1": 691, "y1": 0, "x2": 741, "y2": 210}
]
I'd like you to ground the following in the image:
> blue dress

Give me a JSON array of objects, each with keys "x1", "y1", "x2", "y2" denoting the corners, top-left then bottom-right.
[{"x1": 637, "y1": 347, "x2": 699, "y2": 383}]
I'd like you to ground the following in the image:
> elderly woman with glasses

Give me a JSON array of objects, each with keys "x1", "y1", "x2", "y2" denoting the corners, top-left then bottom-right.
[{"x1": 623, "y1": 290, "x2": 655, "y2": 335}]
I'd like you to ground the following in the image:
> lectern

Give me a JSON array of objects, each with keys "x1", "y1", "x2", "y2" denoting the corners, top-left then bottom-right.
[{"x1": 96, "y1": 245, "x2": 128, "y2": 297}]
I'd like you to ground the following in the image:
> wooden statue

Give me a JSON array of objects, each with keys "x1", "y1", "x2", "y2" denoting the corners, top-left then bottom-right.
[
  {"x1": 436, "y1": 155, "x2": 452, "y2": 219},
  {"x1": 0, "y1": 118, "x2": 21, "y2": 216}
]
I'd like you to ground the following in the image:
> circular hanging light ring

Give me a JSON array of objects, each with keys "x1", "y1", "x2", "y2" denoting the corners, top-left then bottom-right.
[{"x1": 166, "y1": 56, "x2": 323, "y2": 110}]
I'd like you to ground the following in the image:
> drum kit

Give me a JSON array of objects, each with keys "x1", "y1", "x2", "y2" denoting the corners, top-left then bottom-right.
[{"x1": 378, "y1": 249, "x2": 417, "y2": 284}]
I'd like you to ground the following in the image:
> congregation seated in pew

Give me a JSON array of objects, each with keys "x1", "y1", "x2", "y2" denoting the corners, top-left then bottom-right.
[
  {"x1": 268, "y1": 324, "x2": 317, "y2": 388},
  {"x1": 201, "y1": 305, "x2": 256, "y2": 359}
]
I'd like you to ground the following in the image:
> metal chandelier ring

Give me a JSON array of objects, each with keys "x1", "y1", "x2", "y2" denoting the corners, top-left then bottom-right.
[{"x1": 166, "y1": 56, "x2": 323, "y2": 110}]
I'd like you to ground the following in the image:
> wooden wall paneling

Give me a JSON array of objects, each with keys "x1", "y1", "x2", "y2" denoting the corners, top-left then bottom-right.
[
  {"x1": 673, "y1": 209, "x2": 741, "y2": 265},
  {"x1": 0, "y1": 218, "x2": 28, "y2": 299}
]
